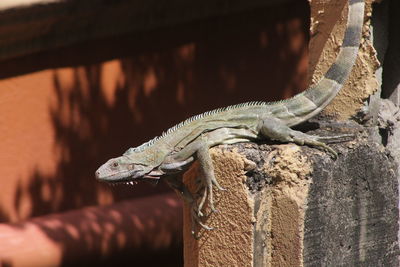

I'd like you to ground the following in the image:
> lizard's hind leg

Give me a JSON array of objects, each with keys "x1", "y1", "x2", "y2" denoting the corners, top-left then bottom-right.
[
  {"x1": 165, "y1": 136, "x2": 225, "y2": 234},
  {"x1": 259, "y1": 116, "x2": 338, "y2": 158}
]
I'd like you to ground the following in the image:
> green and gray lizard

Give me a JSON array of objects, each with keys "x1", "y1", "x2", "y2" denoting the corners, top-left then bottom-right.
[{"x1": 96, "y1": 0, "x2": 365, "y2": 234}]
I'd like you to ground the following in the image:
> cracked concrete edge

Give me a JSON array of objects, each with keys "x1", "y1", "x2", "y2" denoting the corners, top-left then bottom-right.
[
  {"x1": 255, "y1": 145, "x2": 312, "y2": 267},
  {"x1": 309, "y1": 0, "x2": 379, "y2": 120},
  {"x1": 182, "y1": 145, "x2": 312, "y2": 267}
]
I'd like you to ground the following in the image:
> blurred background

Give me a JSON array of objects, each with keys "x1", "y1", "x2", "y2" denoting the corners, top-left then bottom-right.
[{"x1": 0, "y1": 0, "x2": 310, "y2": 265}]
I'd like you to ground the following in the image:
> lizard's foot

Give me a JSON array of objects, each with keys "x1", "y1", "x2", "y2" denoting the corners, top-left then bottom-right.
[
  {"x1": 190, "y1": 198, "x2": 214, "y2": 239},
  {"x1": 194, "y1": 181, "x2": 207, "y2": 217},
  {"x1": 290, "y1": 131, "x2": 338, "y2": 158},
  {"x1": 196, "y1": 173, "x2": 225, "y2": 216},
  {"x1": 191, "y1": 204, "x2": 213, "y2": 232},
  {"x1": 316, "y1": 133, "x2": 354, "y2": 142}
]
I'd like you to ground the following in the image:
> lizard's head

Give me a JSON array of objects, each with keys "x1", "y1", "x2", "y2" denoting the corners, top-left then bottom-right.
[{"x1": 95, "y1": 154, "x2": 163, "y2": 185}]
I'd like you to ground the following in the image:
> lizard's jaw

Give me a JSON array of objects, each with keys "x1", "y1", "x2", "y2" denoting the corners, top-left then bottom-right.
[{"x1": 95, "y1": 168, "x2": 163, "y2": 185}]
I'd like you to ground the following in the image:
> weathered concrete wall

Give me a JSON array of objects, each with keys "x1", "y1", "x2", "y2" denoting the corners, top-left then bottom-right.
[
  {"x1": 304, "y1": 142, "x2": 399, "y2": 266},
  {"x1": 183, "y1": 122, "x2": 399, "y2": 266}
]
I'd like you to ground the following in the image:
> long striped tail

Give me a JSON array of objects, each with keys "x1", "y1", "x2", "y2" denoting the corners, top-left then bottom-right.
[{"x1": 281, "y1": 0, "x2": 365, "y2": 127}]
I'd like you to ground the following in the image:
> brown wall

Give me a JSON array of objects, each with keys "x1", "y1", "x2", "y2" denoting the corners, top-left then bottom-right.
[{"x1": 0, "y1": 0, "x2": 309, "y2": 225}]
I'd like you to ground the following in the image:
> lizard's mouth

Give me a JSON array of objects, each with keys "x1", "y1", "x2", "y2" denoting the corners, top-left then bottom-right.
[{"x1": 95, "y1": 169, "x2": 136, "y2": 182}]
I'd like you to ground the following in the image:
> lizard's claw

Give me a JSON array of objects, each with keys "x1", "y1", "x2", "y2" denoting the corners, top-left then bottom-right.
[{"x1": 190, "y1": 204, "x2": 213, "y2": 238}]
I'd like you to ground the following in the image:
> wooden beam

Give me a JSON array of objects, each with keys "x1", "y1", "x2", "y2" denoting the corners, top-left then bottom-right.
[
  {"x1": 0, "y1": 193, "x2": 182, "y2": 266},
  {"x1": 0, "y1": 0, "x2": 292, "y2": 60}
]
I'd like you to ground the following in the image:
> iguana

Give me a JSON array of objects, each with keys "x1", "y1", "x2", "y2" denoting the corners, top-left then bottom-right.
[{"x1": 96, "y1": 0, "x2": 365, "y2": 234}]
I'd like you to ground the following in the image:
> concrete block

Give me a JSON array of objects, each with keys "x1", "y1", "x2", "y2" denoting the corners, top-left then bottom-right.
[{"x1": 182, "y1": 123, "x2": 399, "y2": 266}]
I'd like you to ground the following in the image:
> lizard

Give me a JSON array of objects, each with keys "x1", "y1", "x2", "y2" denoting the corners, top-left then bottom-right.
[{"x1": 96, "y1": 0, "x2": 365, "y2": 235}]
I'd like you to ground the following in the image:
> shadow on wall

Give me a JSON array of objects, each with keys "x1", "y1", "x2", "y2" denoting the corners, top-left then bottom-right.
[
  {"x1": 0, "y1": 0, "x2": 310, "y2": 222},
  {"x1": 0, "y1": 0, "x2": 309, "y2": 265}
]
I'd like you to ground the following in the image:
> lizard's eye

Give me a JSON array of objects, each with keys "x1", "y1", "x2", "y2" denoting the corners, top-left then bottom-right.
[{"x1": 112, "y1": 162, "x2": 119, "y2": 168}]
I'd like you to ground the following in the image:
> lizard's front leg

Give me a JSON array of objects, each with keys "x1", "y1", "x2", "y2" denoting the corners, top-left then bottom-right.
[
  {"x1": 164, "y1": 136, "x2": 224, "y2": 234},
  {"x1": 258, "y1": 116, "x2": 338, "y2": 157},
  {"x1": 195, "y1": 139, "x2": 225, "y2": 214}
]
